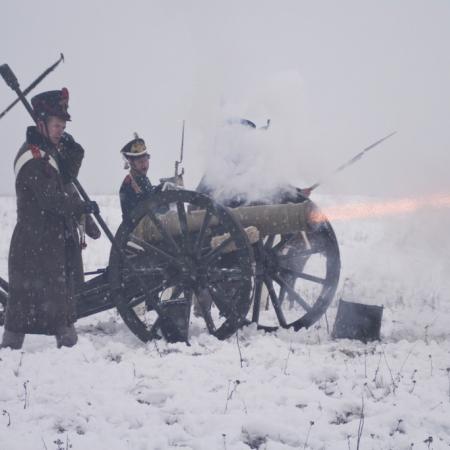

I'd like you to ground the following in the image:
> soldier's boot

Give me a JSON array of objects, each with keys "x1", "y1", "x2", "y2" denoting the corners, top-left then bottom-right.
[
  {"x1": 0, "y1": 330, "x2": 25, "y2": 350},
  {"x1": 55, "y1": 324, "x2": 78, "y2": 348}
]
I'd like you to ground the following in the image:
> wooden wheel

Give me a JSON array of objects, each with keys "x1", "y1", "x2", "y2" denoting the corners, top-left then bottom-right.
[
  {"x1": 108, "y1": 190, "x2": 254, "y2": 343},
  {"x1": 248, "y1": 192, "x2": 340, "y2": 331},
  {"x1": 251, "y1": 210, "x2": 340, "y2": 331}
]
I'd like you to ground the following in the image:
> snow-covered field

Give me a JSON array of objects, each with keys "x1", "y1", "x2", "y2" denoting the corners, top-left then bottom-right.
[{"x1": 1, "y1": 194, "x2": 449, "y2": 450}]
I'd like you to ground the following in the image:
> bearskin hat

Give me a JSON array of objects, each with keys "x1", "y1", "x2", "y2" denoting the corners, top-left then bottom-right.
[{"x1": 31, "y1": 88, "x2": 71, "y2": 121}]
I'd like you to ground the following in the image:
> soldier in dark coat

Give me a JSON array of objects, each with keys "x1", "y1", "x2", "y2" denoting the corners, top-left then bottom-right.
[
  {"x1": 1, "y1": 88, "x2": 99, "y2": 350},
  {"x1": 119, "y1": 135, "x2": 161, "y2": 221}
]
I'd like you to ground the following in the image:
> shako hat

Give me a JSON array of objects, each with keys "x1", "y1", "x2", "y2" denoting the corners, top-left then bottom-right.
[
  {"x1": 31, "y1": 88, "x2": 71, "y2": 121},
  {"x1": 120, "y1": 133, "x2": 149, "y2": 159}
]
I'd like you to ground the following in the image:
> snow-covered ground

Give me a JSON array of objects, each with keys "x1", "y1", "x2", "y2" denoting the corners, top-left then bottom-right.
[{"x1": 1, "y1": 194, "x2": 449, "y2": 450}]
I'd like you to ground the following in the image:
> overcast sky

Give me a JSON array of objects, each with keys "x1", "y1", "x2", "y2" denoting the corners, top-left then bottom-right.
[{"x1": 1, "y1": 0, "x2": 449, "y2": 198}]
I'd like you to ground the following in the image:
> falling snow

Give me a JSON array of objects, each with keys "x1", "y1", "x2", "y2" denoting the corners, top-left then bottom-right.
[{"x1": 1, "y1": 194, "x2": 449, "y2": 449}]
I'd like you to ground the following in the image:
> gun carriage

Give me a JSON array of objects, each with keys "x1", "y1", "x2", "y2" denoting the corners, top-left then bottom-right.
[
  {"x1": 0, "y1": 58, "x2": 342, "y2": 344},
  {"x1": 0, "y1": 187, "x2": 341, "y2": 343}
]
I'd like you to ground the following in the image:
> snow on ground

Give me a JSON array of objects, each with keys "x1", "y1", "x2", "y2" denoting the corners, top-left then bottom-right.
[{"x1": 1, "y1": 194, "x2": 449, "y2": 450}]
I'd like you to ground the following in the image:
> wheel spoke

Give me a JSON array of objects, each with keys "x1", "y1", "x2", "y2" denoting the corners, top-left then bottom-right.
[
  {"x1": 203, "y1": 235, "x2": 234, "y2": 264},
  {"x1": 278, "y1": 284, "x2": 288, "y2": 305},
  {"x1": 263, "y1": 276, "x2": 288, "y2": 327},
  {"x1": 279, "y1": 264, "x2": 326, "y2": 285},
  {"x1": 195, "y1": 207, "x2": 213, "y2": 255},
  {"x1": 128, "y1": 234, "x2": 179, "y2": 265},
  {"x1": 146, "y1": 209, "x2": 181, "y2": 254},
  {"x1": 277, "y1": 272, "x2": 297, "y2": 307},
  {"x1": 272, "y1": 274, "x2": 312, "y2": 312},
  {"x1": 177, "y1": 201, "x2": 191, "y2": 252}
]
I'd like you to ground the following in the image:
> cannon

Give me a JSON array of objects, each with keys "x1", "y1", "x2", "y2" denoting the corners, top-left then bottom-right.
[
  {"x1": 0, "y1": 60, "x2": 339, "y2": 344},
  {"x1": 0, "y1": 187, "x2": 340, "y2": 343}
]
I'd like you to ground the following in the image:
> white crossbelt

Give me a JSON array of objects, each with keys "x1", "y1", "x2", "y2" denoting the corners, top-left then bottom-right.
[{"x1": 14, "y1": 149, "x2": 59, "y2": 177}]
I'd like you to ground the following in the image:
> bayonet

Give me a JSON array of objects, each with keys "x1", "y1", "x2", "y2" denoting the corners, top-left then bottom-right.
[
  {"x1": 159, "y1": 120, "x2": 186, "y2": 187},
  {"x1": 175, "y1": 119, "x2": 185, "y2": 178},
  {"x1": 173, "y1": 120, "x2": 185, "y2": 186},
  {"x1": 307, "y1": 131, "x2": 397, "y2": 191}
]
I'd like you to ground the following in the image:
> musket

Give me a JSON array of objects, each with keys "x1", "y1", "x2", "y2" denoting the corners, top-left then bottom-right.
[
  {"x1": 307, "y1": 131, "x2": 397, "y2": 191},
  {"x1": 0, "y1": 53, "x2": 64, "y2": 120}
]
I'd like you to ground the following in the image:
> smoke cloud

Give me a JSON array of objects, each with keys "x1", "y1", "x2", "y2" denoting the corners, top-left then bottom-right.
[{"x1": 197, "y1": 71, "x2": 311, "y2": 203}]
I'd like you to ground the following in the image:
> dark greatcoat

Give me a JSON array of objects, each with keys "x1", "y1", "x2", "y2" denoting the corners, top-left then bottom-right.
[
  {"x1": 119, "y1": 171, "x2": 156, "y2": 221},
  {"x1": 5, "y1": 126, "x2": 84, "y2": 335}
]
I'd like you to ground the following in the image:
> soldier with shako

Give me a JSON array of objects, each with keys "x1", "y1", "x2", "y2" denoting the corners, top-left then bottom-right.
[
  {"x1": 119, "y1": 134, "x2": 162, "y2": 221},
  {"x1": 1, "y1": 88, "x2": 99, "y2": 350}
]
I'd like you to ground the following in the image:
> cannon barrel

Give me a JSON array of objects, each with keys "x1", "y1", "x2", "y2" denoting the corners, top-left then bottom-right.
[{"x1": 136, "y1": 201, "x2": 313, "y2": 242}]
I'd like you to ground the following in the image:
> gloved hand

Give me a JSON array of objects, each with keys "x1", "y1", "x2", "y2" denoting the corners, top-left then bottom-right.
[
  {"x1": 61, "y1": 132, "x2": 76, "y2": 147},
  {"x1": 61, "y1": 133, "x2": 85, "y2": 157},
  {"x1": 77, "y1": 201, "x2": 99, "y2": 216},
  {"x1": 59, "y1": 133, "x2": 85, "y2": 183},
  {"x1": 85, "y1": 214, "x2": 101, "y2": 240}
]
